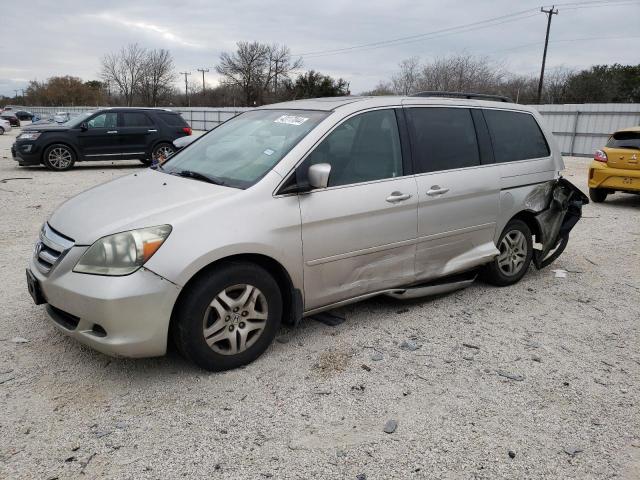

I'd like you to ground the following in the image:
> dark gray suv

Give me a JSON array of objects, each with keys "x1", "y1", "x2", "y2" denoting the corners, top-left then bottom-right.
[{"x1": 12, "y1": 108, "x2": 192, "y2": 170}]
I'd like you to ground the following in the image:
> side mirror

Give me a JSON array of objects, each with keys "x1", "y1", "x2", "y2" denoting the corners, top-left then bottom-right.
[
  {"x1": 80, "y1": 122, "x2": 88, "y2": 131},
  {"x1": 308, "y1": 163, "x2": 331, "y2": 189}
]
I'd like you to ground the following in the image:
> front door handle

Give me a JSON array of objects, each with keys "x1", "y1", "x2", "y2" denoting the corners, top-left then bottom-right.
[
  {"x1": 107, "y1": 130, "x2": 118, "y2": 134},
  {"x1": 386, "y1": 191, "x2": 412, "y2": 203},
  {"x1": 148, "y1": 129, "x2": 158, "y2": 133},
  {"x1": 426, "y1": 185, "x2": 450, "y2": 196}
]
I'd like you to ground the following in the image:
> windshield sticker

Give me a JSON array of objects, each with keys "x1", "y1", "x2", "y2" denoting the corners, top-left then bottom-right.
[
  {"x1": 274, "y1": 115, "x2": 309, "y2": 126},
  {"x1": 263, "y1": 148, "x2": 275, "y2": 156}
]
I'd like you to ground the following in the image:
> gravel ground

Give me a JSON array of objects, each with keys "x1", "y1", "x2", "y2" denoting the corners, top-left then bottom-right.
[{"x1": 0, "y1": 125, "x2": 639, "y2": 480}]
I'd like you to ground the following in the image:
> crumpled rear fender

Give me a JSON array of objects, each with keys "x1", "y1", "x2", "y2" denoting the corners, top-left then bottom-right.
[{"x1": 531, "y1": 178, "x2": 589, "y2": 269}]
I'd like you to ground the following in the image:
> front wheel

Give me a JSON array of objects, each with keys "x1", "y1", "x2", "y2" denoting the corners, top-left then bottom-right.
[
  {"x1": 172, "y1": 262, "x2": 283, "y2": 371},
  {"x1": 589, "y1": 188, "x2": 608, "y2": 203},
  {"x1": 481, "y1": 219, "x2": 533, "y2": 287},
  {"x1": 43, "y1": 144, "x2": 76, "y2": 171}
]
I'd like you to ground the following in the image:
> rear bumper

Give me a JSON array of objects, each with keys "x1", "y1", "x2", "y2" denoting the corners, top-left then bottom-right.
[
  {"x1": 588, "y1": 161, "x2": 640, "y2": 192},
  {"x1": 30, "y1": 248, "x2": 181, "y2": 358}
]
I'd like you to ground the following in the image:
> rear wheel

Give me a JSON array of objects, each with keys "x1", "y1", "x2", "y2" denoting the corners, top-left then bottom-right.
[
  {"x1": 0, "y1": 127, "x2": 4, "y2": 135},
  {"x1": 43, "y1": 144, "x2": 75, "y2": 171},
  {"x1": 481, "y1": 219, "x2": 533, "y2": 286},
  {"x1": 151, "y1": 142, "x2": 176, "y2": 163},
  {"x1": 589, "y1": 188, "x2": 608, "y2": 203},
  {"x1": 172, "y1": 262, "x2": 283, "y2": 371}
]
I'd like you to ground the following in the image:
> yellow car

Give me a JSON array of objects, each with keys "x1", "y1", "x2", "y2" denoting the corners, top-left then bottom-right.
[{"x1": 588, "y1": 126, "x2": 640, "y2": 202}]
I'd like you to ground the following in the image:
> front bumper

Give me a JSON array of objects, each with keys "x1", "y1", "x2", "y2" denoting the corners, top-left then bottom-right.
[
  {"x1": 588, "y1": 160, "x2": 640, "y2": 192},
  {"x1": 12, "y1": 141, "x2": 42, "y2": 166},
  {"x1": 30, "y1": 247, "x2": 181, "y2": 358}
]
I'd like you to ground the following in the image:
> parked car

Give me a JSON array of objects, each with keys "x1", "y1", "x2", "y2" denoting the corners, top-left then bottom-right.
[
  {"x1": 0, "y1": 111, "x2": 20, "y2": 127},
  {"x1": 15, "y1": 110, "x2": 34, "y2": 121},
  {"x1": 0, "y1": 118, "x2": 11, "y2": 134},
  {"x1": 589, "y1": 126, "x2": 640, "y2": 202},
  {"x1": 26, "y1": 94, "x2": 587, "y2": 371},
  {"x1": 12, "y1": 108, "x2": 192, "y2": 170}
]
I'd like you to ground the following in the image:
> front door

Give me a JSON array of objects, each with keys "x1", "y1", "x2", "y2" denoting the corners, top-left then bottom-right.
[
  {"x1": 404, "y1": 106, "x2": 500, "y2": 282},
  {"x1": 118, "y1": 111, "x2": 159, "y2": 160},
  {"x1": 77, "y1": 112, "x2": 121, "y2": 159},
  {"x1": 297, "y1": 108, "x2": 418, "y2": 310}
]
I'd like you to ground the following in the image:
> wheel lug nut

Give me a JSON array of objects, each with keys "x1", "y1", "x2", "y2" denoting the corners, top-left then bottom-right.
[
  {"x1": 241, "y1": 311, "x2": 248, "y2": 317},
  {"x1": 225, "y1": 315, "x2": 230, "y2": 321},
  {"x1": 233, "y1": 307, "x2": 239, "y2": 312},
  {"x1": 228, "y1": 325, "x2": 234, "y2": 331},
  {"x1": 239, "y1": 322, "x2": 245, "y2": 328}
]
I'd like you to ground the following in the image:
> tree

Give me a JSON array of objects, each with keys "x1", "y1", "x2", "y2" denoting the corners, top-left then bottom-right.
[
  {"x1": 24, "y1": 76, "x2": 102, "y2": 106},
  {"x1": 391, "y1": 57, "x2": 420, "y2": 95},
  {"x1": 139, "y1": 49, "x2": 176, "y2": 106},
  {"x1": 284, "y1": 70, "x2": 350, "y2": 99},
  {"x1": 100, "y1": 44, "x2": 148, "y2": 106},
  {"x1": 216, "y1": 41, "x2": 302, "y2": 106}
]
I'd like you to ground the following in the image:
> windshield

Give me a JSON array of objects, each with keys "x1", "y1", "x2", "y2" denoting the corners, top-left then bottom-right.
[
  {"x1": 162, "y1": 109, "x2": 328, "y2": 189},
  {"x1": 63, "y1": 112, "x2": 92, "y2": 127}
]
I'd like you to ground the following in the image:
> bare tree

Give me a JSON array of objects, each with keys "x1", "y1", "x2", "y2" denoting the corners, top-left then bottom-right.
[
  {"x1": 100, "y1": 44, "x2": 147, "y2": 106},
  {"x1": 391, "y1": 57, "x2": 420, "y2": 95},
  {"x1": 139, "y1": 49, "x2": 176, "y2": 106},
  {"x1": 216, "y1": 41, "x2": 302, "y2": 106},
  {"x1": 417, "y1": 54, "x2": 505, "y2": 93}
]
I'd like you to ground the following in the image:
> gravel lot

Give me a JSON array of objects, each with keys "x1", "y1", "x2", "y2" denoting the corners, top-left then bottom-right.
[{"x1": 0, "y1": 125, "x2": 638, "y2": 480}]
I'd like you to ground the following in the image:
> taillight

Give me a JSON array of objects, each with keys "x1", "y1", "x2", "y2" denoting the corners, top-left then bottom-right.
[
  {"x1": 594, "y1": 150, "x2": 607, "y2": 163},
  {"x1": 182, "y1": 127, "x2": 192, "y2": 135}
]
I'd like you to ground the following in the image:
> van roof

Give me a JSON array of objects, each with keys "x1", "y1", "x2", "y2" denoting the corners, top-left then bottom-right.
[{"x1": 259, "y1": 95, "x2": 534, "y2": 113}]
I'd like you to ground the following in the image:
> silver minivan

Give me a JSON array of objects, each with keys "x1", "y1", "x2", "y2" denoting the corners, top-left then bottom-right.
[{"x1": 27, "y1": 94, "x2": 588, "y2": 370}]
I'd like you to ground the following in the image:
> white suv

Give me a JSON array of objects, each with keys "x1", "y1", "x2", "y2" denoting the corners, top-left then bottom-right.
[{"x1": 27, "y1": 94, "x2": 588, "y2": 371}]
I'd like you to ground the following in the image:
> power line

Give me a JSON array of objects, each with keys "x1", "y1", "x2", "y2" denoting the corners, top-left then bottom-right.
[
  {"x1": 296, "y1": 0, "x2": 639, "y2": 59},
  {"x1": 537, "y1": 6, "x2": 559, "y2": 103}
]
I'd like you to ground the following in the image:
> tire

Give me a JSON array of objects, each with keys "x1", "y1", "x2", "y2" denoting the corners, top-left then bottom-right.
[
  {"x1": 151, "y1": 142, "x2": 176, "y2": 163},
  {"x1": 589, "y1": 187, "x2": 608, "y2": 203},
  {"x1": 172, "y1": 262, "x2": 283, "y2": 371},
  {"x1": 139, "y1": 158, "x2": 153, "y2": 167},
  {"x1": 481, "y1": 219, "x2": 533, "y2": 287},
  {"x1": 43, "y1": 144, "x2": 76, "y2": 171},
  {"x1": 0, "y1": 127, "x2": 4, "y2": 135}
]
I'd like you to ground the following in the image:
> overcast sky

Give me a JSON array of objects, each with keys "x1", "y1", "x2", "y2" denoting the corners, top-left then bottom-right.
[{"x1": 1, "y1": 0, "x2": 639, "y2": 97}]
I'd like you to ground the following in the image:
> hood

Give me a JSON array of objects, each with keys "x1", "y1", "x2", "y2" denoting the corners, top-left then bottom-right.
[
  {"x1": 22, "y1": 123, "x2": 70, "y2": 132},
  {"x1": 48, "y1": 169, "x2": 238, "y2": 245}
]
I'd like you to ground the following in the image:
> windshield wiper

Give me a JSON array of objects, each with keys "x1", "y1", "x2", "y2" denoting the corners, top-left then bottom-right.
[{"x1": 175, "y1": 169, "x2": 226, "y2": 185}]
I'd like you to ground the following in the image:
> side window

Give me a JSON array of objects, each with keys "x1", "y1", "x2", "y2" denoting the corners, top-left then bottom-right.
[
  {"x1": 483, "y1": 110, "x2": 550, "y2": 162},
  {"x1": 407, "y1": 107, "x2": 480, "y2": 173},
  {"x1": 122, "y1": 112, "x2": 153, "y2": 127},
  {"x1": 302, "y1": 109, "x2": 403, "y2": 187},
  {"x1": 87, "y1": 112, "x2": 117, "y2": 129}
]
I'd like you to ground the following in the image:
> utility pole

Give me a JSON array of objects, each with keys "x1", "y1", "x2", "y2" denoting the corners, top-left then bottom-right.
[
  {"x1": 179, "y1": 71, "x2": 191, "y2": 106},
  {"x1": 13, "y1": 89, "x2": 19, "y2": 101},
  {"x1": 196, "y1": 68, "x2": 209, "y2": 96},
  {"x1": 537, "y1": 5, "x2": 558, "y2": 104}
]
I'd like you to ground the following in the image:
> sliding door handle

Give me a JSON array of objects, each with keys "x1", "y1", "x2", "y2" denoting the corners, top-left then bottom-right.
[{"x1": 426, "y1": 186, "x2": 449, "y2": 196}]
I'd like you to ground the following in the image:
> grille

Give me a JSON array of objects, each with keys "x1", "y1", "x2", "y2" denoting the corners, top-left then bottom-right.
[{"x1": 34, "y1": 223, "x2": 75, "y2": 275}]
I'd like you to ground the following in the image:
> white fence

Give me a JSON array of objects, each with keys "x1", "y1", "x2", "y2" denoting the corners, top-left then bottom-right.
[
  {"x1": 532, "y1": 103, "x2": 640, "y2": 157},
  {"x1": 25, "y1": 103, "x2": 640, "y2": 157}
]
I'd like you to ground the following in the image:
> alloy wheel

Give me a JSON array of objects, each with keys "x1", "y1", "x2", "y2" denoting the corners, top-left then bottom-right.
[
  {"x1": 202, "y1": 284, "x2": 268, "y2": 355},
  {"x1": 47, "y1": 147, "x2": 73, "y2": 169},
  {"x1": 497, "y1": 230, "x2": 528, "y2": 276},
  {"x1": 154, "y1": 145, "x2": 175, "y2": 159}
]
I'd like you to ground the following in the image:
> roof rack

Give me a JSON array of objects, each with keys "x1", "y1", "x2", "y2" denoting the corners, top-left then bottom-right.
[{"x1": 409, "y1": 91, "x2": 513, "y2": 103}]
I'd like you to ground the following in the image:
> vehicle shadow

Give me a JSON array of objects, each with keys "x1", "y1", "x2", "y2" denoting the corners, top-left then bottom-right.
[{"x1": 602, "y1": 193, "x2": 640, "y2": 208}]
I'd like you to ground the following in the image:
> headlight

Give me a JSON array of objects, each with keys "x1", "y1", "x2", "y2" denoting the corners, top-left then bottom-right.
[
  {"x1": 73, "y1": 225, "x2": 172, "y2": 276},
  {"x1": 18, "y1": 132, "x2": 41, "y2": 141}
]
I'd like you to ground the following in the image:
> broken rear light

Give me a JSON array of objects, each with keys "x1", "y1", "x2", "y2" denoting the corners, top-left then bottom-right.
[
  {"x1": 182, "y1": 127, "x2": 192, "y2": 135},
  {"x1": 594, "y1": 149, "x2": 607, "y2": 163}
]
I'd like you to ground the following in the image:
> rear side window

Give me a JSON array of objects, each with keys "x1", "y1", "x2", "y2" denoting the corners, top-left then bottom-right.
[
  {"x1": 159, "y1": 113, "x2": 189, "y2": 127},
  {"x1": 122, "y1": 112, "x2": 153, "y2": 127},
  {"x1": 607, "y1": 131, "x2": 640, "y2": 149},
  {"x1": 483, "y1": 110, "x2": 550, "y2": 162},
  {"x1": 406, "y1": 107, "x2": 480, "y2": 173}
]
